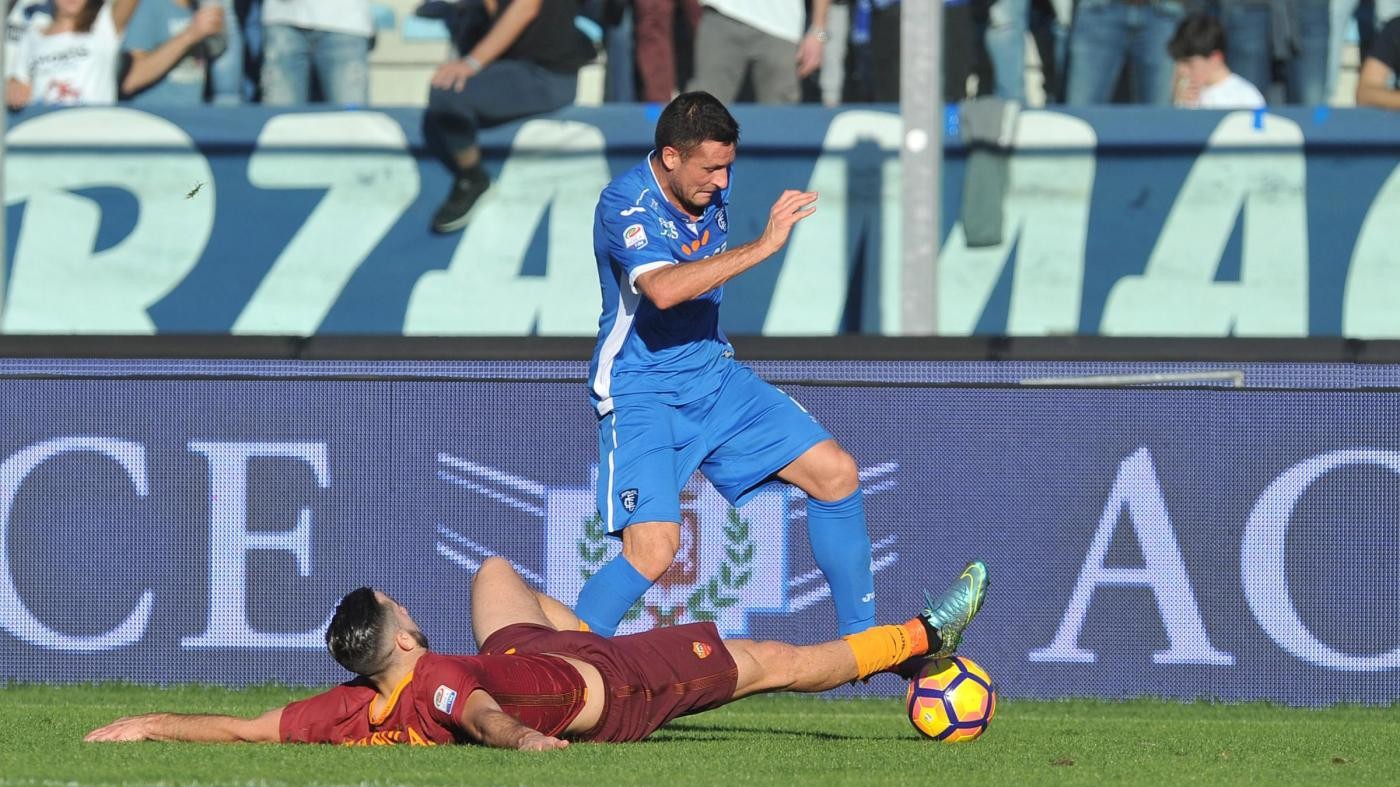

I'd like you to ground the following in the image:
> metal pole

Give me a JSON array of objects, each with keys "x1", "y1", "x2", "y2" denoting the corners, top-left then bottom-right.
[
  {"x1": 1, "y1": 17, "x2": 8, "y2": 328},
  {"x1": 899, "y1": 0, "x2": 941, "y2": 335}
]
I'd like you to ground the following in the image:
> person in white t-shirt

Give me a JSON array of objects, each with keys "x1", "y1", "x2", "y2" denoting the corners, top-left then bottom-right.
[
  {"x1": 1167, "y1": 13, "x2": 1266, "y2": 110},
  {"x1": 688, "y1": 0, "x2": 829, "y2": 103},
  {"x1": 6, "y1": 0, "x2": 142, "y2": 107},
  {"x1": 260, "y1": 0, "x2": 372, "y2": 105}
]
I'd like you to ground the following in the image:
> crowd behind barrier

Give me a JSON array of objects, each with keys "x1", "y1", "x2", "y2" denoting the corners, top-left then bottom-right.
[{"x1": 4, "y1": 0, "x2": 1400, "y2": 115}]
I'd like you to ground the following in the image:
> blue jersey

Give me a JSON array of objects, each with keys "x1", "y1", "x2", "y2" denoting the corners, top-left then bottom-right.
[{"x1": 588, "y1": 154, "x2": 733, "y2": 415}]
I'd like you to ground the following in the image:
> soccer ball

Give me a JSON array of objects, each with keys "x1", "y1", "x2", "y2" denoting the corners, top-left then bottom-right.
[{"x1": 905, "y1": 656, "x2": 997, "y2": 743}]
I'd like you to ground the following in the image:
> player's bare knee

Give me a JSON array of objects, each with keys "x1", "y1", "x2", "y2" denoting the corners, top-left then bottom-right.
[
  {"x1": 812, "y1": 447, "x2": 860, "y2": 501},
  {"x1": 750, "y1": 641, "x2": 801, "y2": 691},
  {"x1": 622, "y1": 528, "x2": 680, "y2": 581},
  {"x1": 473, "y1": 556, "x2": 514, "y2": 590}
]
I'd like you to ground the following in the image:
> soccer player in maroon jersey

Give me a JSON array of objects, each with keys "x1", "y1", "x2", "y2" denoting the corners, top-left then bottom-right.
[{"x1": 85, "y1": 557, "x2": 988, "y2": 749}]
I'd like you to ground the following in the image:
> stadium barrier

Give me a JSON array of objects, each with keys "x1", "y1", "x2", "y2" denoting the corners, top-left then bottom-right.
[
  {"x1": 2, "y1": 105, "x2": 1399, "y2": 337},
  {"x1": 2, "y1": 356, "x2": 1398, "y2": 705}
]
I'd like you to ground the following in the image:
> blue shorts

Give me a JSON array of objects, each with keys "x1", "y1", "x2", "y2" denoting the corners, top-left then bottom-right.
[{"x1": 596, "y1": 362, "x2": 831, "y2": 533}]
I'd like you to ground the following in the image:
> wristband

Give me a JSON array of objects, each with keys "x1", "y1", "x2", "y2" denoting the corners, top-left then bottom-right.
[{"x1": 463, "y1": 54, "x2": 484, "y2": 74}]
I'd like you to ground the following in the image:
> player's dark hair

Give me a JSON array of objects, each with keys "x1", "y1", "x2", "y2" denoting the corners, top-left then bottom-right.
[
  {"x1": 71, "y1": 0, "x2": 104, "y2": 33},
  {"x1": 1168, "y1": 14, "x2": 1228, "y2": 61},
  {"x1": 326, "y1": 587, "x2": 393, "y2": 677},
  {"x1": 654, "y1": 91, "x2": 740, "y2": 158}
]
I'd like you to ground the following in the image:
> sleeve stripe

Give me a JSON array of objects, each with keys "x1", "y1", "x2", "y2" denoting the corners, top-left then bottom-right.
[{"x1": 627, "y1": 260, "x2": 676, "y2": 294}]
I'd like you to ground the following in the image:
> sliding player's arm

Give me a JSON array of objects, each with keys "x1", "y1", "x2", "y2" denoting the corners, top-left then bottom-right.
[
  {"x1": 84, "y1": 708, "x2": 283, "y2": 743},
  {"x1": 636, "y1": 189, "x2": 817, "y2": 310},
  {"x1": 458, "y1": 690, "x2": 568, "y2": 751}
]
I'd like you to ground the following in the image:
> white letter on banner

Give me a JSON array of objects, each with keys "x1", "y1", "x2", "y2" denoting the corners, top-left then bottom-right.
[
  {"x1": 0, "y1": 438, "x2": 154, "y2": 651},
  {"x1": 181, "y1": 442, "x2": 331, "y2": 648},
  {"x1": 1343, "y1": 164, "x2": 1400, "y2": 338},
  {"x1": 1101, "y1": 112, "x2": 1309, "y2": 336},
  {"x1": 403, "y1": 120, "x2": 611, "y2": 335},
  {"x1": 764, "y1": 110, "x2": 902, "y2": 335},
  {"x1": 1242, "y1": 450, "x2": 1400, "y2": 671},
  {"x1": 1029, "y1": 447, "x2": 1234, "y2": 665},
  {"x1": 939, "y1": 111, "x2": 1095, "y2": 336},
  {"x1": 234, "y1": 112, "x2": 420, "y2": 335},
  {"x1": 2, "y1": 109, "x2": 213, "y2": 332}
]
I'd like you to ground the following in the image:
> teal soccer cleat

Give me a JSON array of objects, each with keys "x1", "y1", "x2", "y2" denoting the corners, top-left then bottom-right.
[{"x1": 921, "y1": 560, "x2": 989, "y2": 659}]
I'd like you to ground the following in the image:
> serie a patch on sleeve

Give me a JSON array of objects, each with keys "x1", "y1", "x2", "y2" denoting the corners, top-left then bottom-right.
[
  {"x1": 433, "y1": 685, "x2": 458, "y2": 715},
  {"x1": 623, "y1": 223, "x2": 648, "y2": 250}
]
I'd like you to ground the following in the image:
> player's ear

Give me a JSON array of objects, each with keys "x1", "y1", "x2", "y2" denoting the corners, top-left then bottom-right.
[
  {"x1": 395, "y1": 628, "x2": 417, "y2": 652},
  {"x1": 660, "y1": 145, "x2": 682, "y2": 171}
]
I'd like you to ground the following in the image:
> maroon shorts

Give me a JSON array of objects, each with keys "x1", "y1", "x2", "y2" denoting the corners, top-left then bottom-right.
[{"x1": 478, "y1": 621, "x2": 738, "y2": 743}]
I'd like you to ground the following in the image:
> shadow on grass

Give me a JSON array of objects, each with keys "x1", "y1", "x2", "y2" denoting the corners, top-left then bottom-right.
[{"x1": 646, "y1": 723, "x2": 905, "y2": 743}]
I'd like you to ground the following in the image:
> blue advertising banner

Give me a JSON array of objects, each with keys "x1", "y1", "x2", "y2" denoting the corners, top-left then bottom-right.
[
  {"x1": 2, "y1": 105, "x2": 1399, "y2": 337},
  {"x1": 1, "y1": 359, "x2": 1398, "y2": 705}
]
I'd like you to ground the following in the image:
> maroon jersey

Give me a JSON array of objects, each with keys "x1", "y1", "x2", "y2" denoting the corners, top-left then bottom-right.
[{"x1": 279, "y1": 651, "x2": 587, "y2": 746}]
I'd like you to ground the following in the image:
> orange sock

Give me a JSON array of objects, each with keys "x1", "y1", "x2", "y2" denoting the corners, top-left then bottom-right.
[
  {"x1": 841, "y1": 625, "x2": 909, "y2": 679},
  {"x1": 578, "y1": 620, "x2": 591, "y2": 633},
  {"x1": 902, "y1": 617, "x2": 931, "y2": 656}
]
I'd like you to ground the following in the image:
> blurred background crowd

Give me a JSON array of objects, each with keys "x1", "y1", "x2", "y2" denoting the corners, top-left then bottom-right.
[{"x1": 4, "y1": 0, "x2": 1399, "y2": 113}]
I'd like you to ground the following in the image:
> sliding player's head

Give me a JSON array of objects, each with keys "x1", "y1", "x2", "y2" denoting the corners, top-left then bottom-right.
[
  {"x1": 326, "y1": 588, "x2": 430, "y2": 678},
  {"x1": 653, "y1": 91, "x2": 740, "y2": 215}
]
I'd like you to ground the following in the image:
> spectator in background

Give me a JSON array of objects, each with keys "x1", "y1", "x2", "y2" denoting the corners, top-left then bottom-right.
[
  {"x1": 1356, "y1": 16, "x2": 1400, "y2": 107},
  {"x1": 7, "y1": 0, "x2": 143, "y2": 108},
  {"x1": 1168, "y1": 13, "x2": 1266, "y2": 107},
  {"x1": 818, "y1": 0, "x2": 849, "y2": 106},
  {"x1": 688, "y1": 0, "x2": 830, "y2": 104},
  {"x1": 207, "y1": 0, "x2": 243, "y2": 103},
  {"x1": 1066, "y1": 0, "x2": 1183, "y2": 105},
  {"x1": 120, "y1": 0, "x2": 227, "y2": 105},
  {"x1": 982, "y1": 0, "x2": 1070, "y2": 104},
  {"x1": 260, "y1": 0, "x2": 372, "y2": 105},
  {"x1": 844, "y1": 0, "x2": 981, "y2": 104},
  {"x1": 1327, "y1": 0, "x2": 1399, "y2": 103},
  {"x1": 634, "y1": 0, "x2": 699, "y2": 103},
  {"x1": 424, "y1": 0, "x2": 595, "y2": 233},
  {"x1": 1220, "y1": 0, "x2": 1328, "y2": 105},
  {"x1": 6, "y1": 0, "x2": 52, "y2": 76}
]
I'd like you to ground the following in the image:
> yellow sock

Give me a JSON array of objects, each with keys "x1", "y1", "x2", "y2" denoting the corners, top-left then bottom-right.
[
  {"x1": 843, "y1": 624, "x2": 913, "y2": 680},
  {"x1": 578, "y1": 620, "x2": 591, "y2": 633}
]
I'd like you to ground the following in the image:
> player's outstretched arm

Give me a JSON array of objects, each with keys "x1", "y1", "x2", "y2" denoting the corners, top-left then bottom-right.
[
  {"x1": 459, "y1": 690, "x2": 568, "y2": 751},
  {"x1": 636, "y1": 190, "x2": 817, "y2": 310},
  {"x1": 84, "y1": 708, "x2": 283, "y2": 743}
]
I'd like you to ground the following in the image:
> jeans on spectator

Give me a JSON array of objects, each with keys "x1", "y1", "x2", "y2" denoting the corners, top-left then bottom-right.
[
  {"x1": 1067, "y1": 0, "x2": 1182, "y2": 105},
  {"x1": 1224, "y1": 0, "x2": 1329, "y2": 105},
  {"x1": 1327, "y1": 0, "x2": 1400, "y2": 101},
  {"x1": 634, "y1": 0, "x2": 701, "y2": 102},
  {"x1": 604, "y1": 4, "x2": 635, "y2": 102},
  {"x1": 208, "y1": 0, "x2": 244, "y2": 104},
  {"x1": 261, "y1": 24, "x2": 370, "y2": 105},
  {"x1": 985, "y1": 0, "x2": 1030, "y2": 102},
  {"x1": 423, "y1": 60, "x2": 578, "y2": 168}
]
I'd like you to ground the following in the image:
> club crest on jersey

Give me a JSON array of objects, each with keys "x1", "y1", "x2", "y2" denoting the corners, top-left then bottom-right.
[
  {"x1": 716, "y1": 207, "x2": 727, "y2": 232},
  {"x1": 623, "y1": 224, "x2": 648, "y2": 250},
  {"x1": 692, "y1": 641, "x2": 713, "y2": 659},
  {"x1": 620, "y1": 488, "x2": 639, "y2": 513},
  {"x1": 433, "y1": 685, "x2": 458, "y2": 715}
]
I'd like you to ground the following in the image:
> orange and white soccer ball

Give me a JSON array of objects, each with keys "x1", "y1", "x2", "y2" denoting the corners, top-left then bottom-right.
[{"x1": 905, "y1": 656, "x2": 997, "y2": 743}]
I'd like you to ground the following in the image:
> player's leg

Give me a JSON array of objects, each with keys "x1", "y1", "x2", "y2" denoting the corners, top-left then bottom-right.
[
  {"x1": 726, "y1": 560, "x2": 991, "y2": 698},
  {"x1": 575, "y1": 403, "x2": 698, "y2": 635},
  {"x1": 470, "y1": 557, "x2": 560, "y2": 645},
  {"x1": 701, "y1": 364, "x2": 876, "y2": 636},
  {"x1": 776, "y1": 438, "x2": 876, "y2": 636}
]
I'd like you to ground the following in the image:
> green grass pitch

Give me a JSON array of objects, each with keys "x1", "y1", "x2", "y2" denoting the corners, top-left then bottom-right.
[{"x1": 3, "y1": 684, "x2": 1399, "y2": 786}]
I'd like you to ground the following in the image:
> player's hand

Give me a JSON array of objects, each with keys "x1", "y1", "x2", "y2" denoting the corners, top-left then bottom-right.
[
  {"x1": 432, "y1": 60, "x2": 478, "y2": 93},
  {"x1": 516, "y1": 730, "x2": 569, "y2": 751},
  {"x1": 796, "y1": 32, "x2": 824, "y2": 78},
  {"x1": 6, "y1": 79, "x2": 31, "y2": 111},
  {"x1": 759, "y1": 189, "x2": 818, "y2": 252},
  {"x1": 84, "y1": 713, "x2": 163, "y2": 742},
  {"x1": 188, "y1": 4, "x2": 224, "y2": 39}
]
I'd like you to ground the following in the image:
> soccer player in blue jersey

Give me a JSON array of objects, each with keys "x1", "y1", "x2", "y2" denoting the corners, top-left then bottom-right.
[{"x1": 576, "y1": 91, "x2": 882, "y2": 639}]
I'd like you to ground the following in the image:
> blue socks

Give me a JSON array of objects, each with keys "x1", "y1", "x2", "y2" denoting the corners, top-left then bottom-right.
[
  {"x1": 574, "y1": 554, "x2": 653, "y2": 637},
  {"x1": 808, "y1": 489, "x2": 876, "y2": 636}
]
